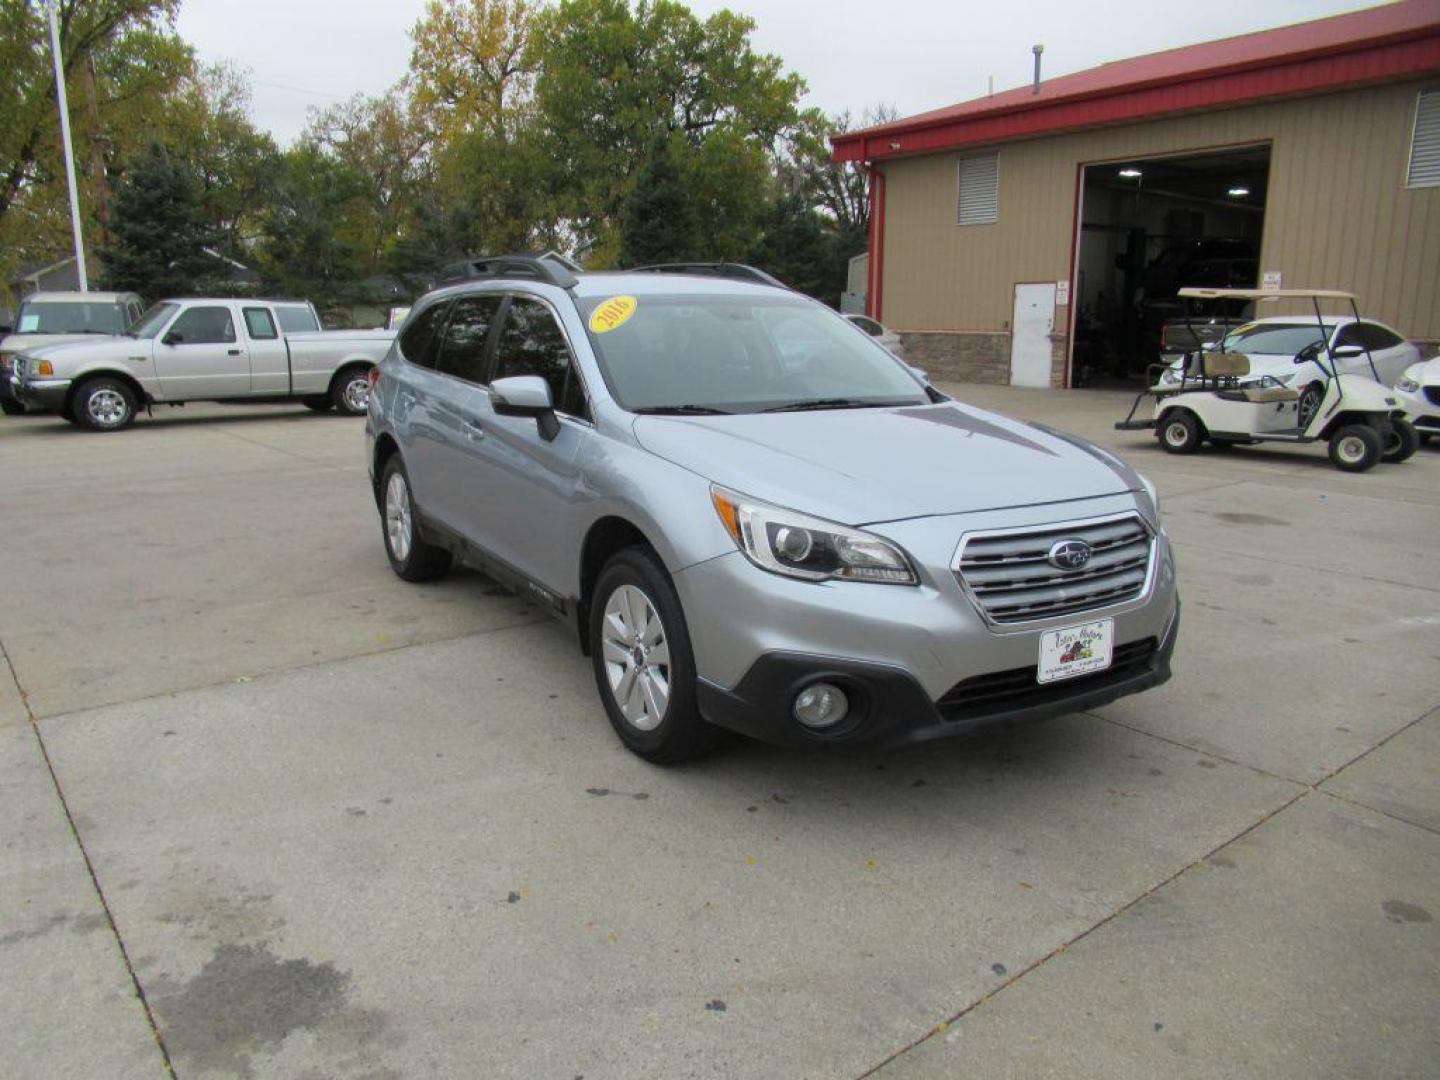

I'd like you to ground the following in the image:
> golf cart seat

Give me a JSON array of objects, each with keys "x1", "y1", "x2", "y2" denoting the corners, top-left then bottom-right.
[
  {"x1": 1238, "y1": 386, "x2": 1300, "y2": 402},
  {"x1": 1197, "y1": 351, "x2": 1250, "y2": 379}
]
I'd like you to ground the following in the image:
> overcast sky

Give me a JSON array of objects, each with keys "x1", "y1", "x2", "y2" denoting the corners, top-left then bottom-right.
[{"x1": 175, "y1": 0, "x2": 1377, "y2": 145}]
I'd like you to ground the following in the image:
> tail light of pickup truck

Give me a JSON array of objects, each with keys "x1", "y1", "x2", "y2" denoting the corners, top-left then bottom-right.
[{"x1": 366, "y1": 366, "x2": 381, "y2": 391}]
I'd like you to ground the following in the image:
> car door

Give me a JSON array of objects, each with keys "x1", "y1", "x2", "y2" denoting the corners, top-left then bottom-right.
[
  {"x1": 387, "y1": 298, "x2": 463, "y2": 523},
  {"x1": 152, "y1": 304, "x2": 250, "y2": 398},
  {"x1": 449, "y1": 293, "x2": 591, "y2": 591},
  {"x1": 241, "y1": 306, "x2": 290, "y2": 394}
]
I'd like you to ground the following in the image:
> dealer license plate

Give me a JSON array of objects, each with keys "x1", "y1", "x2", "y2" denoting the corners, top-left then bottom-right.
[{"x1": 1037, "y1": 618, "x2": 1114, "y2": 684}]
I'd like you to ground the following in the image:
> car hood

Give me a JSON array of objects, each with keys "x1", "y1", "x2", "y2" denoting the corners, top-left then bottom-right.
[
  {"x1": 633, "y1": 402, "x2": 1135, "y2": 525},
  {"x1": 1, "y1": 332, "x2": 127, "y2": 355},
  {"x1": 1404, "y1": 356, "x2": 1440, "y2": 385}
]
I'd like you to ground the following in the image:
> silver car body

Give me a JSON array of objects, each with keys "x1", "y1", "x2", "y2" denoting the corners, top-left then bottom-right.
[
  {"x1": 1, "y1": 291, "x2": 143, "y2": 407},
  {"x1": 1393, "y1": 356, "x2": 1440, "y2": 438},
  {"x1": 11, "y1": 297, "x2": 392, "y2": 408},
  {"x1": 367, "y1": 273, "x2": 1178, "y2": 747}
]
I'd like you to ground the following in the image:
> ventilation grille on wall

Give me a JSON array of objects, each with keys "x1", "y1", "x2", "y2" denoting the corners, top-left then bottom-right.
[
  {"x1": 957, "y1": 153, "x2": 999, "y2": 225},
  {"x1": 1407, "y1": 89, "x2": 1440, "y2": 188}
]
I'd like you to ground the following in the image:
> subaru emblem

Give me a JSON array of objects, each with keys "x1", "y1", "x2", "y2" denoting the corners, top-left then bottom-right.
[{"x1": 1047, "y1": 539, "x2": 1092, "y2": 571}]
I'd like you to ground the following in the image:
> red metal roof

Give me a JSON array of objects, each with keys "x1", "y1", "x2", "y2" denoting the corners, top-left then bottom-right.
[{"x1": 832, "y1": 0, "x2": 1440, "y2": 161}]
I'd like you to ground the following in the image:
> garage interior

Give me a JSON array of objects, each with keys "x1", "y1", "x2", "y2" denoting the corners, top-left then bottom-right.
[{"x1": 1071, "y1": 144, "x2": 1271, "y2": 386}]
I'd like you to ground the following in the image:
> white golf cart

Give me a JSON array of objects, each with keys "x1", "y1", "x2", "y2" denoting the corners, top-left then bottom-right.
[{"x1": 1117, "y1": 287, "x2": 1419, "y2": 472}]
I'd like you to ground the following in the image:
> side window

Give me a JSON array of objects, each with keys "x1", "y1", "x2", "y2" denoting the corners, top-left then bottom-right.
[
  {"x1": 434, "y1": 295, "x2": 503, "y2": 384},
  {"x1": 1361, "y1": 323, "x2": 1404, "y2": 350},
  {"x1": 493, "y1": 297, "x2": 586, "y2": 417},
  {"x1": 851, "y1": 316, "x2": 883, "y2": 336},
  {"x1": 1332, "y1": 324, "x2": 1364, "y2": 350},
  {"x1": 398, "y1": 301, "x2": 452, "y2": 369},
  {"x1": 274, "y1": 306, "x2": 320, "y2": 333},
  {"x1": 168, "y1": 306, "x2": 235, "y2": 345},
  {"x1": 243, "y1": 308, "x2": 278, "y2": 340}
]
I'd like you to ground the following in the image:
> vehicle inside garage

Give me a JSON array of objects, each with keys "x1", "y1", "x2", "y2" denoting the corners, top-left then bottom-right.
[{"x1": 1071, "y1": 144, "x2": 1271, "y2": 386}]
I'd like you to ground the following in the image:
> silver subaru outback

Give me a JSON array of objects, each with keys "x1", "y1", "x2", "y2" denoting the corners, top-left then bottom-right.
[{"x1": 366, "y1": 257, "x2": 1178, "y2": 763}]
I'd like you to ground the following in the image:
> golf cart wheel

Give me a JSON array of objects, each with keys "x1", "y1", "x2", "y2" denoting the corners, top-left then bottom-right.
[
  {"x1": 1159, "y1": 411, "x2": 1202, "y2": 454},
  {"x1": 1327, "y1": 424, "x2": 1381, "y2": 473},
  {"x1": 1297, "y1": 383, "x2": 1324, "y2": 429},
  {"x1": 1381, "y1": 418, "x2": 1419, "y2": 463},
  {"x1": 589, "y1": 546, "x2": 721, "y2": 764}
]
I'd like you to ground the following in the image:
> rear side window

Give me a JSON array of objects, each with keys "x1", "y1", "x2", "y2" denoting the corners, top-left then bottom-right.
[
  {"x1": 493, "y1": 297, "x2": 586, "y2": 417},
  {"x1": 274, "y1": 306, "x2": 320, "y2": 333},
  {"x1": 435, "y1": 295, "x2": 503, "y2": 384},
  {"x1": 168, "y1": 306, "x2": 235, "y2": 344},
  {"x1": 243, "y1": 308, "x2": 278, "y2": 340},
  {"x1": 398, "y1": 301, "x2": 451, "y2": 369},
  {"x1": 849, "y1": 316, "x2": 883, "y2": 336},
  {"x1": 1360, "y1": 323, "x2": 1404, "y2": 350}
]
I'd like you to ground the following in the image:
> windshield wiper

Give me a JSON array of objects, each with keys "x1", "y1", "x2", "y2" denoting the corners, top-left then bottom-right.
[
  {"x1": 762, "y1": 397, "x2": 898, "y2": 413},
  {"x1": 631, "y1": 405, "x2": 733, "y2": 416}
]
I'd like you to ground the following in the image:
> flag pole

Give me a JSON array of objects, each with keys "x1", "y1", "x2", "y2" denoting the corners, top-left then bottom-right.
[{"x1": 47, "y1": 0, "x2": 89, "y2": 291}]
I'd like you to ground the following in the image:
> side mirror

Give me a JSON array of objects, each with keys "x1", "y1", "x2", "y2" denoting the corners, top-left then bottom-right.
[
  {"x1": 1295, "y1": 342, "x2": 1322, "y2": 363},
  {"x1": 162, "y1": 331, "x2": 183, "y2": 345},
  {"x1": 490, "y1": 374, "x2": 559, "y2": 441},
  {"x1": 1332, "y1": 344, "x2": 1364, "y2": 359}
]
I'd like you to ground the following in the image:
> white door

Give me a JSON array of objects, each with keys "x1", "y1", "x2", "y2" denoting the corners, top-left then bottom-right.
[
  {"x1": 1010, "y1": 283, "x2": 1056, "y2": 387},
  {"x1": 153, "y1": 305, "x2": 250, "y2": 398}
]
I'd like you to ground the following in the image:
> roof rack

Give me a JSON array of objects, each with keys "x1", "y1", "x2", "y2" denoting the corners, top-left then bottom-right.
[
  {"x1": 433, "y1": 253, "x2": 579, "y2": 290},
  {"x1": 629, "y1": 262, "x2": 787, "y2": 288}
]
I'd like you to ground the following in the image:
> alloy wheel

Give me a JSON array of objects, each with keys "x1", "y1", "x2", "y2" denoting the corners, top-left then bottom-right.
[
  {"x1": 385, "y1": 472, "x2": 412, "y2": 561},
  {"x1": 87, "y1": 388, "x2": 128, "y2": 427},
  {"x1": 343, "y1": 376, "x2": 370, "y2": 413},
  {"x1": 600, "y1": 584, "x2": 671, "y2": 731}
]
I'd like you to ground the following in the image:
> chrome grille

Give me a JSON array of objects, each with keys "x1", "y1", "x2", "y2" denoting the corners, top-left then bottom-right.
[{"x1": 956, "y1": 515, "x2": 1153, "y2": 624}]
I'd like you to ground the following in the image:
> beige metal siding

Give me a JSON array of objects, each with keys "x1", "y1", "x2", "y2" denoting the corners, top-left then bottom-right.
[{"x1": 880, "y1": 79, "x2": 1440, "y2": 342}]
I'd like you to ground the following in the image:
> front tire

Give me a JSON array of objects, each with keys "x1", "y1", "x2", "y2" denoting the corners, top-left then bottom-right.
[
  {"x1": 72, "y1": 377, "x2": 137, "y2": 432},
  {"x1": 331, "y1": 366, "x2": 373, "y2": 416},
  {"x1": 1297, "y1": 382, "x2": 1324, "y2": 430},
  {"x1": 1328, "y1": 424, "x2": 1381, "y2": 472},
  {"x1": 1158, "y1": 410, "x2": 1202, "y2": 454},
  {"x1": 379, "y1": 456, "x2": 451, "y2": 581},
  {"x1": 589, "y1": 547, "x2": 720, "y2": 764},
  {"x1": 1381, "y1": 418, "x2": 1419, "y2": 463}
]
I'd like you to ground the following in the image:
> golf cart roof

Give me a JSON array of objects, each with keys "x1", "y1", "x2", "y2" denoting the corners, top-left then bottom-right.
[{"x1": 1178, "y1": 287, "x2": 1357, "y2": 301}]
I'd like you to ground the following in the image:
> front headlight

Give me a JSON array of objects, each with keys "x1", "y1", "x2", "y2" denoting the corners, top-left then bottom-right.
[
  {"x1": 1396, "y1": 376, "x2": 1420, "y2": 393},
  {"x1": 710, "y1": 486, "x2": 918, "y2": 585}
]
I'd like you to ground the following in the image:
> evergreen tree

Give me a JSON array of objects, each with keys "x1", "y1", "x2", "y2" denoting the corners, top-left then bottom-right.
[
  {"x1": 618, "y1": 139, "x2": 700, "y2": 268},
  {"x1": 100, "y1": 141, "x2": 220, "y2": 297}
]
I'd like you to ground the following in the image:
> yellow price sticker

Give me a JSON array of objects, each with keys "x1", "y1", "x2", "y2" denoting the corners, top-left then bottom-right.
[{"x1": 589, "y1": 295, "x2": 638, "y2": 334}]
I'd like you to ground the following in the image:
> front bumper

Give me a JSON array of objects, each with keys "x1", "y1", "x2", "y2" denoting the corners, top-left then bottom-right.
[
  {"x1": 1392, "y1": 384, "x2": 1440, "y2": 433},
  {"x1": 676, "y1": 494, "x2": 1179, "y2": 747},
  {"x1": 14, "y1": 378, "x2": 71, "y2": 410}
]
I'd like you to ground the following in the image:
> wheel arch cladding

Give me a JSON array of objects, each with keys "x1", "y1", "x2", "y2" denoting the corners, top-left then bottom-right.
[
  {"x1": 576, "y1": 516, "x2": 659, "y2": 655},
  {"x1": 372, "y1": 434, "x2": 400, "y2": 504}
]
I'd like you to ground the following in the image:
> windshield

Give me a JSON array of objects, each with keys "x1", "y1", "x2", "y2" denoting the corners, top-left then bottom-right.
[
  {"x1": 579, "y1": 293, "x2": 927, "y2": 413},
  {"x1": 14, "y1": 299, "x2": 127, "y2": 335},
  {"x1": 131, "y1": 302, "x2": 180, "y2": 339},
  {"x1": 1220, "y1": 322, "x2": 1329, "y2": 355}
]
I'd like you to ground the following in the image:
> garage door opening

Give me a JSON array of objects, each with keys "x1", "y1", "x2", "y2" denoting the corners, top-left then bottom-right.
[{"x1": 1070, "y1": 144, "x2": 1271, "y2": 387}]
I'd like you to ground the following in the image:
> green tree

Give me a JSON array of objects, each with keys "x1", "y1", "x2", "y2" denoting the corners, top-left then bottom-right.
[
  {"x1": 619, "y1": 135, "x2": 699, "y2": 266},
  {"x1": 257, "y1": 145, "x2": 370, "y2": 308},
  {"x1": 98, "y1": 140, "x2": 219, "y2": 297}
]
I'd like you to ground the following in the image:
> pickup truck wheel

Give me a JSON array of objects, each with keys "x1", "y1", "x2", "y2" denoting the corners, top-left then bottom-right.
[
  {"x1": 302, "y1": 396, "x2": 333, "y2": 412},
  {"x1": 380, "y1": 457, "x2": 451, "y2": 581},
  {"x1": 73, "y1": 377, "x2": 137, "y2": 432},
  {"x1": 590, "y1": 547, "x2": 722, "y2": 764},
  {"x1": 332, "y1": 367, "x2": 373, "y2": 416},
  {"x1": 0, "y1": 399, "x2": 24, "y2": 417}
]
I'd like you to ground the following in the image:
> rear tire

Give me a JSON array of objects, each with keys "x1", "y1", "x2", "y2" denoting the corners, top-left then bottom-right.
[
  {"x1": 1327, "y1": 424, "x2": 1381, "y2": 472},
  {"x1": 72, "y1": 377, "x2": 137, "y2": 432},
  {"x1": 331, "y1": 366, "x2": 373, "y2": 416},
  {"x1": 379, "y1": 456, "x2": 451, "y2": 581},
  {"x1": 1158, "y1": 410, "x2": 1202, "y2": 454},
  {"x1": 589, "y1": 547, "x2": 721, "y2": 764},
  {"x1": 1381, "y1": 418, "x2": 1419, "y2": 463}
]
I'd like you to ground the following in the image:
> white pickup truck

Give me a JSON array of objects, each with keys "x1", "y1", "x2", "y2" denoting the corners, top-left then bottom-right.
[{"x1": 9, "y1": 297, "x2": 395, "y2": 431}]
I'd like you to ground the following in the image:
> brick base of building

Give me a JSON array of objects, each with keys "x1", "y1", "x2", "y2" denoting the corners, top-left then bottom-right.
[{"x1": 898, "y1": 330, "x2": 1070, "y2": 387}]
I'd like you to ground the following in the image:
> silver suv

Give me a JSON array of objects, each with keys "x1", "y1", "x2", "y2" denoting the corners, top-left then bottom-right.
[{"x1": 366, "y1": 257, "x2": 1178, "y2": 762}]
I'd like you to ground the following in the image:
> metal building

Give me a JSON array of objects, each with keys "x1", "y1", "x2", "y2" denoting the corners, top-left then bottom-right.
[{"x1": 831, "y1": 0, "x2": 1440, "y2": 387}]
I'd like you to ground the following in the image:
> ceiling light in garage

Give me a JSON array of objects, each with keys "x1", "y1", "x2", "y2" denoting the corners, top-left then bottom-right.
[
  {"x1": 1118, "y1": 168, "x2": 1142, "y2": 178},
  {"x1": 1228, "y1": 186, "x2": 1251, "y2": 197}
]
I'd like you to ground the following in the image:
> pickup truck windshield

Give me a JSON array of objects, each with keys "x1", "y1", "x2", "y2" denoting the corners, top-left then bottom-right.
[
  {"x1": 580, "y1": 293, "x2": 927, "y2": 414},
  {"x1": 14, "y1": 300, "x2": 126, "y2": 335},
  {"x1": 131, "y1": 302, "x2": 180, "y2": 339}
]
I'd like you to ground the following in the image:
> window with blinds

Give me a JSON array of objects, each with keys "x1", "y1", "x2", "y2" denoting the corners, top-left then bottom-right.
[
  {"x1": 1408, "y1": 89, "x2": 1440, "y2": 188},
  {"x1": 956, "y1": 153, "x2": 999, "y2": 225}
]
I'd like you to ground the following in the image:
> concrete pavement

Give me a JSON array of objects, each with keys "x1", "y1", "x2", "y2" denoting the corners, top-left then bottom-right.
[{"x1": 0, "y1": 390, "x2": 1436, "y2": 1078}]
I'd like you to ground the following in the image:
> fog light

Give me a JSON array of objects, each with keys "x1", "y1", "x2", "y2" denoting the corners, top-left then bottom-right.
[{"x1": 793, "y1": 682, "x2": 849, "y2": 729}]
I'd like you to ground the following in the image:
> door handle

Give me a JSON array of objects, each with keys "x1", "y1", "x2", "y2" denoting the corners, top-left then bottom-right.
[
  {"x1": 227, "y1": 349, "x2": 241, "y2": 356},
  {"x1": 463, "y1": 419, "x2": 485, "y2": 441}
]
